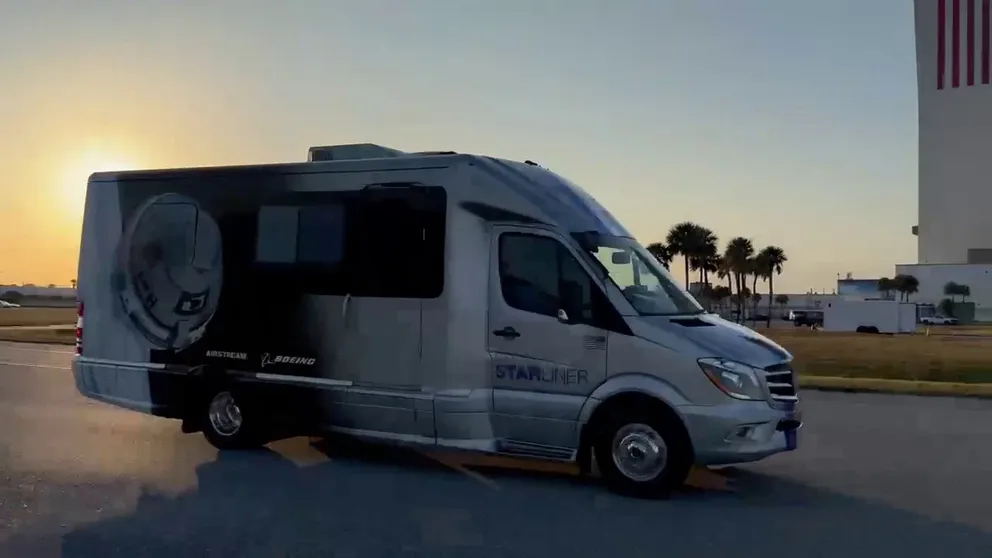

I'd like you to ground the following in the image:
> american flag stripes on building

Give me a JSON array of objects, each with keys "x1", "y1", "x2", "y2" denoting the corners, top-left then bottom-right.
[{"x1": 937, "y1": 0, "x2": 992, "y2": 89}]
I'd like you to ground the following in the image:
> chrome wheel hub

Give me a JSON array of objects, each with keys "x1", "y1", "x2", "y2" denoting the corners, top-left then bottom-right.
[
  {"x1": 611, "y1": 423, "x2": 668, "y2": 482},
  {"x1": 208, "y1": 391, "x2": 243, "y2": 437}
]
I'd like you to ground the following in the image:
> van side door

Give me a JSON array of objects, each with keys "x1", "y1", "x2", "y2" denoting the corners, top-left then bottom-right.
[
  {"x1": 330, "y1": 184, "x2": 446, "y2": 441},
  {"x1": 488, "y1": 226, "x2": 618, "y2": 456}
]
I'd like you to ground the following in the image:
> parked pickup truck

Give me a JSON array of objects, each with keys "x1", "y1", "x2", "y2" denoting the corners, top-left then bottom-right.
[{"x1": 920, "y1": 315, "x2": 958, "y2": 325}]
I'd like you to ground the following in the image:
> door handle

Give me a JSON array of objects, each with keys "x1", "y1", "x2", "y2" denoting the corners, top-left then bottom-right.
[{"x1": 492, "y1": 326, "x2": 521, "y2": 339}]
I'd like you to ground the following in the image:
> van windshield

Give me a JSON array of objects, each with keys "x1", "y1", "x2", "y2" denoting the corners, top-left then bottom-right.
[{"x1": 572, "y1": 232, "x2": 704, "y2": 316}]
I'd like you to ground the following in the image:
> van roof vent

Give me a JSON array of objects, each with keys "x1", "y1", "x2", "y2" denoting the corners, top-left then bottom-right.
[{"x1": 308, "y1": 143, "x2": 409, "y2": 162}]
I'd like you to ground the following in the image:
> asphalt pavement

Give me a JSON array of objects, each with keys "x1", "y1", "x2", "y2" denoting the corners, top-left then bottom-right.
[{"x1": 1, "y1": 341, "x2": 991, "y2": 557}]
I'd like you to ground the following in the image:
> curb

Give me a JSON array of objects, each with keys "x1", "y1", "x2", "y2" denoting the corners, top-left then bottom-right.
[{"x1": 801, "y1": 376, "x2": 992, "y2": 399}]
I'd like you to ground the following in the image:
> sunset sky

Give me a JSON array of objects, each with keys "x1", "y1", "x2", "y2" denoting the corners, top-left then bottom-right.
[{"x1": 1, "y1": 0, "x2": 918, "y2": 292}]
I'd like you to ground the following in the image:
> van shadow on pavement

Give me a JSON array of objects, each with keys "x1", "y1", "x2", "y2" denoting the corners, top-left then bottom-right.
[{"x1": 48, "y1": 439, "x2": 992, "y2": 558}]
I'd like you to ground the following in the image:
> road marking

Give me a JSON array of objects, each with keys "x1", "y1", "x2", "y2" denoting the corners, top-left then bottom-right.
[
  {"x1": 0, "y1": 360, "x2": 71, "y2": 370},
  {"x1": 417, "y1": 450, "x2": 501, "y2": 490}
]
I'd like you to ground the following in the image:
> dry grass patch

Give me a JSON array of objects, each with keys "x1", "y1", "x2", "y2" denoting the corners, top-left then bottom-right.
[
  {"x1": 0, "y1": 327, "x2": 75, "y2": 345},
  {"x1": 763, "y1": 329, "x2": 992, "y2": 384},
  {"x1": 0, "y1": 307, "x2": 77, "y2": 327}
]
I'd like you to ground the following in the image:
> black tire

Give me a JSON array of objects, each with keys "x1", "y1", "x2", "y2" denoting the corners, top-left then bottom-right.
[
  {"x1": 201, "y1": 383, "x2": 264, "y2": 451},
  {"x1": 593, "y1": 405, "x2": 693, "y2": 499}
]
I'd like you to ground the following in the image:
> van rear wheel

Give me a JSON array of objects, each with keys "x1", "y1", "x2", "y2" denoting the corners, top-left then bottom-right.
[
  {"x1": 201, "y1": 385, "x2": 263, "y2": 451},
  {"x1": 594, "y1": 407, "x2": 692, "y2": 499}
]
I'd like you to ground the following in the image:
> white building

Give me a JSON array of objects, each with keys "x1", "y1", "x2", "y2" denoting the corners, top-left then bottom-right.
[{"x1": 903, "y1": 0, "x2": 992, "y2": 321}]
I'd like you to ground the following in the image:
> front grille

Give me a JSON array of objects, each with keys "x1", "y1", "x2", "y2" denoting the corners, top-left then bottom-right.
[{"x1": 763, "y1": 362, "x2": 798, "y2": 402}]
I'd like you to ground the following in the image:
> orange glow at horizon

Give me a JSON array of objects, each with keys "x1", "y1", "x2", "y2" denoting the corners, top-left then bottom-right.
[{"x1": 58, "y1": 148, "x2": 142, "y2": 219}]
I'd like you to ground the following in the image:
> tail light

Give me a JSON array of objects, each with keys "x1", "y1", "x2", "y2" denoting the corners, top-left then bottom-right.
[{"x1": 75, "y1": 301, "x2": 84, "y2": 355}]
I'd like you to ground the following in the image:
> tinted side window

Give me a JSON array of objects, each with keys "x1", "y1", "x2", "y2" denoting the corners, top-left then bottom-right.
[
  {"x1": 297, "y1": 205, "x2": 345, "y2": 265},
  {"x1": 499, "y1": 234, "x2": 561, "y2": 318},
  {"x1": 350, "y1": 186, "x2": 446, "y2": 299},
  {"x1": 252, "y1": 186, "x2": 445, "y2": 298},
  {"x1": 254, "y1": 201, "x2": 349, "y2": 295},
  {"x1": 498, "y1": 233, "x2": 595, "y2": 323},
  {"x1": 255, "y1": 204, "x2": 346, "y2": 267}
]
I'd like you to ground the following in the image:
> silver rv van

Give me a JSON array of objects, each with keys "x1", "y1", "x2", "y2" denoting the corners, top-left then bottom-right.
[{"x1": 72, "y1": 143, "x2": 800, "y2": 498}]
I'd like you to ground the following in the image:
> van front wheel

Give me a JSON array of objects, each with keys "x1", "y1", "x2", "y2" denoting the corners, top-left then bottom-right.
[
  {"x1": 201, "y1": 386, "x2": 263, "y2": 451},
  {"x1": 594, "y1": 409, "x2": 692, "y2": 499}
]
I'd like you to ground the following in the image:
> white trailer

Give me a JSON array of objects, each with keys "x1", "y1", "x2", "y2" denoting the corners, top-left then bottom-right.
[{"x1": 822, "y1": 299, "x2": 917, "y2": 334}]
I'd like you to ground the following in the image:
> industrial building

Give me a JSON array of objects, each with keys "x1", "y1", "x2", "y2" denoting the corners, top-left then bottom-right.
[{"x1": 902, "y1": 0, "x2": 992, "y2": 321}]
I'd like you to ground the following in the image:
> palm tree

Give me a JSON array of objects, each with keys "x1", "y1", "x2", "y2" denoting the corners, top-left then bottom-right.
[
  {"x1": 712, "y1": 285, "x2": 732, "y2": 310},
  {"x1": 877, "y1": 277, "x2": 896, "y2": 300},
  {"x1": 756, "y1": 246, "x2": 787, "y2": 327},
  {"x1": 716, "y1": 255, "x2": 734, "y2": 298},
  {"x1": 746, "y1": 256, "x2": 763, "y2": 321},
  {"x1": 723, "y1": 237, "x2": 754, "y2": 321},
  {"x1": 687, "y1": 227, "x2": 718, "y2": 308},
  {"x1": 645, "y1": 242, "x2": 674, "y2": 269},
  {"x1": 695, "y1": 229, "x2": 719, "y2": 288},
  {"x1": 666, "y1": 222, "x2": 702, "y2": 289},
  {"x1": 895, "y1": 274, "x2": 919, "y2": 302}
]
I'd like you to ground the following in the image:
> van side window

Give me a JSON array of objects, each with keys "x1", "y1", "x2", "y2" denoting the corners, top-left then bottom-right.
[
  {"x1": 253, "y1": 187, "x2": 446, "y2": 298},
  {"x1": 255, "y1": 204, "x2": 346, "y2": 267},
  {"x1": 498, "y1": 233, "x2": 594, "y2": 323},
  {"x1": 297, "y1": 205, "x2": 345, "y2": 265},
  {"x1": 350, "y1": 186, "x2": 446, "y2": 299},
  {"x1": 254, "y1": 201, "x2": 349, "y2": 295}
]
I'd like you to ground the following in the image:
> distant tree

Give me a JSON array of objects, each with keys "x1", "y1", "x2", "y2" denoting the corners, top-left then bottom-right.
[
  {"x1": 756, "y1": 245, "x2": 787, "y2": 327},
  {"x1": 715, "y1": 255, "x2": 734, "y2": 300},
  {"x1": 689, "y1": 227, "x2": 719, "y2": 288},
  {"x1": 711, "y1": 285, "x2": 732, "y2": 310},
  {"x1": 70, "y1": 279, "x2": 77, "y2": 289},
  {"x1": 939, "y1": 298, "x2": 956, "y2": 318},
  {"x1": 894, "y1": 274, "x2": 919, "y2": 302},
  {"x1": 645, "y1": 242, "x2": 674, "y2": 270},
  {"x1": 774, "y1": 293, "x2": 789, "y2": 306},
  {"x1": 960, "y1": 283, "x2": 972, "y2": 301},
  {"x1": 723, "y1": 237, "x2": 755, "y2": 321},
  {"x1": 665, "y1": 222, "x2": 703, "y2": 289},
  {"x1": 47, "y1": 284, "x2": 56, "y2": 289},
  {"x1": 943, "y1": 281, "x2": 971, "y2": 302},
  {"x1": 877, "y1": 277, "x2": 896, "y2": 300}
]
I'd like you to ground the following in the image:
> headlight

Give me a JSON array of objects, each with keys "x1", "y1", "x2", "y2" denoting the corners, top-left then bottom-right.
[{"x1": 698, "y1": 358, "x2": 765, "y2": 401}]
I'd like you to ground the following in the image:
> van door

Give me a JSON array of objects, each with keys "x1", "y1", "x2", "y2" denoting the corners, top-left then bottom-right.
[
  {"x1": 331, "y1": 184, "x2": 446, "y2": 442},
  {"x1": 488, "y1": 226, "x2": 612, "y2": 457}
]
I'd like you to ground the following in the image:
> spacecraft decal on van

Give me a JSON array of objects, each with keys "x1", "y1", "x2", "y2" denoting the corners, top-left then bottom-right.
[
  {"x1": 113, "y1": 192, "x2": 224, "y2": 352},
  {"x1": 495, "y1": 363, "x2": 589, "y2": 385}
]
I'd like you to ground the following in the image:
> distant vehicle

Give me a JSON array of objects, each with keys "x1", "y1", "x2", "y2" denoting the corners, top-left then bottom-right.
[
  {"x1": 920, "y1": 315, "x2": 958, "y2": 325},
  {"x1": 72, "y1": 142, "x2": 801, "y2": 499},
  {"x1": 0, "y1": 300, "x2": 20, "y2": 308},
  {"x1": 789, "y1": 310, "x2": 823, "y2": 327}
]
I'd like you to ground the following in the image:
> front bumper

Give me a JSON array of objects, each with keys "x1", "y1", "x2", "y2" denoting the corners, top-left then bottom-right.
[{"x1": 679, "y1": 400, "x2": 801, "y2": 466}]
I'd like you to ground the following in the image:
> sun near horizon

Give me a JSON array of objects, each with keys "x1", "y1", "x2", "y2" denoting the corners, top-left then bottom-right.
[{"x1": 61, "y1": 147, "x2": 143, "y2": 218}]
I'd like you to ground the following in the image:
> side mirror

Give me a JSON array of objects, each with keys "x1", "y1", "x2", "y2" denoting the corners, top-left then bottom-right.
[
  {"x1": 611, "y1": 251, "x2": 631, "y2": 265},
  {"x1": 557, "y1": 308, "x2": 570, "y2": 324}
]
